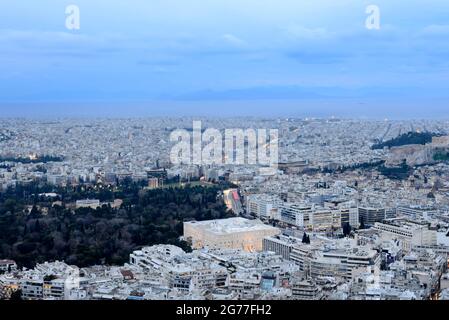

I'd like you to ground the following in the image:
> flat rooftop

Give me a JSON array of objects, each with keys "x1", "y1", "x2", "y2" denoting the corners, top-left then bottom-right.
[
  {"x1": 376, "y1": 219, "x2": 428, "y2": 231},
  {"x1": 185, "y1": 217, "x2": 279, "y2": 235}
]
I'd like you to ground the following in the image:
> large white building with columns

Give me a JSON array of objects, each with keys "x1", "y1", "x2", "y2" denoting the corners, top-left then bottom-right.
[{"x1": 184, "y1": 217, "x2": 281, "y2": 252}]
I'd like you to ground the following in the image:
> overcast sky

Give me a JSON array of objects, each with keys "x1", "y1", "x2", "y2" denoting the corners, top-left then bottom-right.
[{"x1": 1, "y1": 1, "x2": 448, "y2": 117}]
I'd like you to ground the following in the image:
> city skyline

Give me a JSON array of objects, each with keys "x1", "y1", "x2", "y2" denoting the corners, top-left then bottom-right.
[
  {"x1": 2, "y1": 117, "x2": 449, "y2": 302},
  {"x1": 2, "y1": 1, "x2": 449, "y2": 306}
]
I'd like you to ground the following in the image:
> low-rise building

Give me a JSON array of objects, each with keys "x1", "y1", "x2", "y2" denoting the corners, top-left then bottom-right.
[{"x1": 184, "y1": 217, "x2": 281, "y2": 252}]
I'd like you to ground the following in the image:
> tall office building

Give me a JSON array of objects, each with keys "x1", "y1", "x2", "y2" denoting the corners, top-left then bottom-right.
[
  {"x1": 246, "y1": 194, "x2": 280, "y2": 220},
  {"x1": 358, "y1": 206, "x2": 386, "y2": 226},
  {"x1": 279, "y1": 203, "x2": 312, "y2": 227}
]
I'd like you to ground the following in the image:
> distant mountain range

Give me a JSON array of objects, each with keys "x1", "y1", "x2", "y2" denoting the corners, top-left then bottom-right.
[{"x1": 165, "y1": 85, "x2": 449, "y2": 101}]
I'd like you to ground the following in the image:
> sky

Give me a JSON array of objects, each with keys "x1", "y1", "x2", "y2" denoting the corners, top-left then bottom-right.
[{"x1": 0, "y1": 1, "x2": 449, "y2": 118}]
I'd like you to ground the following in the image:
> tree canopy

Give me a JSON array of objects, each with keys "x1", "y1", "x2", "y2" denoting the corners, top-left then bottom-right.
[{"x1": 0, "y1": 183, "x2": 234, "y2": 268}]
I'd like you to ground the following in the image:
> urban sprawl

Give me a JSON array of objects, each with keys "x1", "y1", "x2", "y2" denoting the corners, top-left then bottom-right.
[{"x1": 1, "y1": 117, "x2": 449, "y2": 300}]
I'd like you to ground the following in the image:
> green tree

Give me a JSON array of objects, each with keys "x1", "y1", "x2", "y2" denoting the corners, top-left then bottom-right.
[
  {"x1": 343, "y1": 223, "x2": 352, "y2": 237},
  {"x1": 359, "y1": 218, "x2": 366, "y2": 230},
  {"x1": 10, "y1": 289, "x2": 23, "y2": 301},
  {"x1": 302, "y1": 232, "x2": 311, "y2": 244}
]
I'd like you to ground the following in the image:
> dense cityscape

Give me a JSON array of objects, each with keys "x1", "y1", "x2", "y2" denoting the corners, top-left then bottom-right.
[
  {"x1": 2, "y1": 1, "x2": 449, "y2": 318},
  {"x1": 1, "y1": 117, "x2": 449, "y2": 300}
]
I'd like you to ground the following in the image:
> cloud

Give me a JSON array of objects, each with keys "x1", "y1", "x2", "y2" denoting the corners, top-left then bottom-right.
[
  {"x1": 417, "y1": 25, "x2": 449, "y2": 37},
  {"x1": 286, "y1": 52, "x2": 348, "y2": 64},
  {"x1": 222, "y1": 34, "x2": 247, "y2": 47},
  {"x1": 284, "y1": 24, "x2": 331, "y2": 40},
  {"x1": 0, "y1": 29, "x2": 125, "y2": 58},
  {"x1": 0, "y1": 29, "x2": 95, "y2": 47},
  {"x1": 2, "y1": 1, "x2": 449, "y2": 105}
]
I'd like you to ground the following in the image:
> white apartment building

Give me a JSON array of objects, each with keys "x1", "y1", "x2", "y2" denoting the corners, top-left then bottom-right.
[
  {"x1": 278, "y1": 203, "x2": 343, "y2": 230},
  {"x1": 291, "y1": 280, "x2": 323, "y2": 300},
  {"x1": 349, "y1": 208, "x2": 360, "y2": 228},
  {"x1": 263, "y1": 235, "x2": 301, "y2": 260},
  {"x1": 167, "y1": 265, "x2": 228, "y2": 293},
  {"x1": 0, "y1": 260, "x2": 17, "y2": 273},
  {"x1": 75, "y1": 199, "x2": 100, "y2": 209},
  {"x1": 374, "y1": 219, "x2": 437, "y2": 252},
  {"x1": 291, "y1": 241, "x2": 381, "y2": 280},
  {"x1": 43, "y1": 278, "x2": 65, "y2": 300},
  {"x1": 47, "y1": 174, "x2": 66, "y2": 186},
  {"x1": 397, "y1": 206, "x2": 437, "y2": 219},
  {"x1": 130, "y1": 245, "x2": 186, "y2": 270},
  {"x1": 129, "y1": 245, "x2": 228, "y2": 293},
  {"x1": 246, "y1": 194, "x2": 280, "y2": 220},
  {"x1": 20, "y1": 278, "x2": 44, "y2": 300},
  {"x1": 279, "y1": 203, "x2": 313, "y2": 227},
  {"x1": 310, "y1": 210, "x2": 334, "y2": 230},
  {"x1": 228, "y1": 272, "x2": 261, "y2": 299}
]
